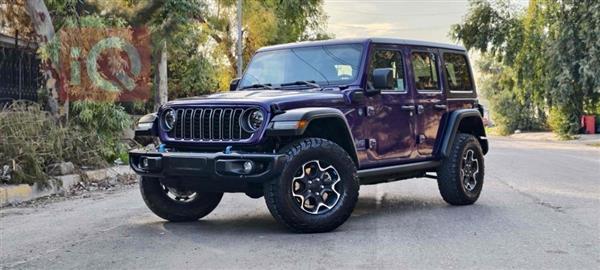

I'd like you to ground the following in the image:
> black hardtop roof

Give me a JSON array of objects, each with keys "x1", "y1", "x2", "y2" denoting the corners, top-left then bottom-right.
[{"x1": 257, "y1": 37, "x2": 466, "y2": 52}]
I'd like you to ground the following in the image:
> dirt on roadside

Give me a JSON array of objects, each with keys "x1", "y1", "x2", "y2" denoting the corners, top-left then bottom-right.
[{"x1": 0, "y1": 174, "x2": 139, "y2": 211}]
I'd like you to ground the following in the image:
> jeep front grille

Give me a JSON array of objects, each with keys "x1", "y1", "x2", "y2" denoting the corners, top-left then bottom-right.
[{"x1": 167, "y1": 108, "x2": 253, "y2": 141}]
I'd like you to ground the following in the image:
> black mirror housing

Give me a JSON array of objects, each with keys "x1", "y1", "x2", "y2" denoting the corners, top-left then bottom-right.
[
  {"x1": 230, "y1": 78, "x2": 241, "y2": 91},
  {"x1": 372, "y1": 68, "x2": 394, "y2": 90}
]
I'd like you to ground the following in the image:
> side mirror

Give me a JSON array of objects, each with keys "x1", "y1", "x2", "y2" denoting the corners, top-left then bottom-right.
[
  {"x1": 372, "y1": 68, "x2": 394, "y2": 90},
  {"x1": 229, "y1": 78, "x2": 241, "y2": 91}
]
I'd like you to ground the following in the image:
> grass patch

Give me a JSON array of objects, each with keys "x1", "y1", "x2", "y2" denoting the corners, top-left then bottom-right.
[
  {"x1": 0, "y1": 101, "x2": 129, "y2": 186},
  {"x1": 485, "y1": 126, "x2": 504, "y2": 136}
]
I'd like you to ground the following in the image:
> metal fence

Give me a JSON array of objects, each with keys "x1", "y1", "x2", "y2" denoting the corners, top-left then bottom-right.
[{"x1": 0, "y1": 38, "x2": 41, "y2": 106}]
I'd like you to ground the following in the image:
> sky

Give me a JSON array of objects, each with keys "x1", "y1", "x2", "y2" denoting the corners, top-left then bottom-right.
[
  {"x1": 323, "y1": 0, "x2": 507, "y2": 45},
  {"x1": 322, "y1": 0, "x2": 528, "y2": 89}
]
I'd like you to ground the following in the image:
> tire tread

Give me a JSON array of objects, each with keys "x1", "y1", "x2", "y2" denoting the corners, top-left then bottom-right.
[
  {"x1": 140, "y1": 177, "x2": 223, "y2": 222},
  {"x1": 437, "y1": 133, "x2": 484, "y2": 205}
]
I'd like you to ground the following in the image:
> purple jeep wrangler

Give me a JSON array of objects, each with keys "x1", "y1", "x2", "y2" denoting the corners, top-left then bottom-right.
[{"x1": 130, "y1": 38, "x2": 488, "y2": 233}]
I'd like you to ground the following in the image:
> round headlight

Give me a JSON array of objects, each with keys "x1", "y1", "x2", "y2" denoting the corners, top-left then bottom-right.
[
  {"x1": 164, "y1": 109, "x2": 176, "y2": 131},
  {"x1": 246, "y1": 109, "x2": 264, "y2": 132}
]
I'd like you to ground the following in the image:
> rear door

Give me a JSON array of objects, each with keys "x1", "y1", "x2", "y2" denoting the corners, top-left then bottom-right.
[{"x1": 409, "y1": 48, "x2": 447, "y2": 157}]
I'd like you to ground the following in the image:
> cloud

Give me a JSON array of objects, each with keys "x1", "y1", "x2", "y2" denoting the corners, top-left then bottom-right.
[
  {"x1": 329, "y1": 23, "x2": 398, "y2": 38},
  {"x1": 323, "y1": 0, "x2": 471, "y2": 43}
]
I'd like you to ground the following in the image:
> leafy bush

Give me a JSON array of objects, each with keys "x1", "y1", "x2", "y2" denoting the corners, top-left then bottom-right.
[
  {"x1": 0, "y1": 101, "x2": 108, "y2": 185},
  {"x1": 548, "y1": 106, "x2": 578, "y2": 139},
  {"x1": 70, "y1": 101, "x2": 132, "y2": 163},
  {"x1": 477, "y1": 56, "x2": 546, "y2": 135}
]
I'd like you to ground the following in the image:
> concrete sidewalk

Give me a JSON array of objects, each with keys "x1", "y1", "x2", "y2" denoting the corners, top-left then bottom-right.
[
  {"x1": 494, "y1": 132, "x2": 600, "y2": 146},
  {"x1": 0, "y1": 166, "x2": 134, "y2": 207}
]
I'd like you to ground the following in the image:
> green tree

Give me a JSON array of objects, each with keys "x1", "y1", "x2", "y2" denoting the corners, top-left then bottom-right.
[
  {"x1": 546, "y1": 0, "x2": 600, "y2": 135},
  {"x1": 91, "y1": 0, "x2": 330, "y2": 99},
  {"x1": 208, "y1": 0, "x2": 330, "y2": 83},
  {"x1": 452, "y1": 0, "x2": 600, "y2": 137}
]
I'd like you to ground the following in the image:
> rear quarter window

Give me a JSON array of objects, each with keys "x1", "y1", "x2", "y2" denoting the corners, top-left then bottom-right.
[{"x1": 443, "y1": 53, "x2": 473, "y2": 91}]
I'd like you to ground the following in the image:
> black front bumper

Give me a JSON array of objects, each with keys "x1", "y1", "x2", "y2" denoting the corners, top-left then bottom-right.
[{"x1": 129, "y1": 149, "x2": 287, "y2": 191}]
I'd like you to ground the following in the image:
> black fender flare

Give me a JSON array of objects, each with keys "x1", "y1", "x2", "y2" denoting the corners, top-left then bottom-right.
[
  {"x1": 437, "y1": 109, "x2": 488, "y2": 158},
  {"x1": 266, "y1": 107, "x2": 359, "y2": 165}
]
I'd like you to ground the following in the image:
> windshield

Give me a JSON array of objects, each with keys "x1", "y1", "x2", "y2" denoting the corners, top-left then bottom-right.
[{"x1": 239, "y1": 44, "x2": 364, "y2": 89}]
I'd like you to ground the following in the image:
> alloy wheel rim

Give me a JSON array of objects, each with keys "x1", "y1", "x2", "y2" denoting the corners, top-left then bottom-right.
[
  {"x1": 161, "y1": 185, "x2": 198, "y2": 203},
  {"x1": 291, "y1": 160, "x2": 342, "y2": 215},
  {"x1": 461, "y1": 149, "x2": 479, "y2": 192}
]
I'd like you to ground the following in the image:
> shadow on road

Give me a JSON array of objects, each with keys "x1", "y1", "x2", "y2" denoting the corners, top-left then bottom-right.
[
  {"x1": 161, "y1": 213, "x2": 286, "y2": 235},
  {"x1": 131, "y1": 194, "x2": 494, "y2": 237}
]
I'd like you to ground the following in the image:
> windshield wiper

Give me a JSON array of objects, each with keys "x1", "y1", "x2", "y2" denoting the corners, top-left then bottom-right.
[
  {"x1": 241, "y1": 83, "x2": 273, "y2": 90},
  {"x1": 280, "y1": 81, "x2": 321, "y2": 89}
]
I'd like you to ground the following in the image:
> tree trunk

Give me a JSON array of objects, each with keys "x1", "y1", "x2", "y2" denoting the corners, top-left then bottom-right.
[
  {"x1": 154, "y1": 41, "x2": 168, "y2": 111},
  {"x1": 24, "y1": 0, "x2": 59, "y2": 117}
]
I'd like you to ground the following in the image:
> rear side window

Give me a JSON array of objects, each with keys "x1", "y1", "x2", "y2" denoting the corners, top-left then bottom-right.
[
  {"x1": 411, "y1": 52, "x2": 439, "y2": 90},
  {"x1": 367, "y1": 49, "x2": 406, "y2": 92},
  {"x1": 443, "y1": 53, "x2": 473, "y2": 91}
]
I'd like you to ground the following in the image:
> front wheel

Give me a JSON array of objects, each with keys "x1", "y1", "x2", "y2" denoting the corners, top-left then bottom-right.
[
  {"x1": 437, "y1": 133, "x2": 485, "y2": 205},
  {"x1": 264, "y1": 138, "x2": 359, "y2": 233},
  {"x1": 140, "y1": 177, "x2": 223, "y2": 222}
]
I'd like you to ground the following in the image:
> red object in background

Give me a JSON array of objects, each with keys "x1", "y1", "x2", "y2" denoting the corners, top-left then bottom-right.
[{"x1": 581, "y1": 115, "x2": 596, "y2": 134}]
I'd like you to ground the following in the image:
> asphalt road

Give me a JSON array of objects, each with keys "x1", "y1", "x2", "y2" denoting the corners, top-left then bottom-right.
[{"x1": 1, "y1": 138, "x2": 599, "y2": 269}]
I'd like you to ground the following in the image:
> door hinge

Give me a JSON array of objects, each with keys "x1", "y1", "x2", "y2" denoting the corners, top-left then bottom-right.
[
  {"x1": 368, "y1": 138, "x2": 377, "y2": 149},
  {"x1": 366, "y1": 106, "x2": 375, "y2": 116},
  {"x1": 418, "y1": 134, "x2": 426, "y2": 144},
  {"x1": 355, "y1": 139, "x2": 377, "y2": 150},
  {"x1": 358, "y1": 106, "x2": 375, "y2": 117},
  {"x1": 355, "y1": 139, "x2": 366, "y2": 150}
]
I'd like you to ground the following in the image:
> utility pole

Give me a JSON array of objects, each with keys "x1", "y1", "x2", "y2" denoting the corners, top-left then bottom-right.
[{"x1": 236, "y1": 0, "x2": 243, "y2": 77}]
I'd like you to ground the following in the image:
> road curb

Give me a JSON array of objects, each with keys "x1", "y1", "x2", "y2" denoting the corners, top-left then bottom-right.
[{"x1": 0, "y1": 166, "x2": 133, "y2": 207}]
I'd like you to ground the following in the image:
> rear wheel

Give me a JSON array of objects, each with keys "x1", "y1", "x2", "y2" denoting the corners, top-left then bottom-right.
[
  {"x1": 140, "y1": 177, "x2": 223, "y2": 222},
  {"x1": 264, "y1": 138, "x2": 359, "y2": 233},
  {"x1": 437, "y1": 133, "x2": 485, "y2": 205}
]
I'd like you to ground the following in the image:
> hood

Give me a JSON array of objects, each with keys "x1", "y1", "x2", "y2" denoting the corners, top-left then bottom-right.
[{"x1": 165, "y1": 89, "x2": 348, "y2": 110}]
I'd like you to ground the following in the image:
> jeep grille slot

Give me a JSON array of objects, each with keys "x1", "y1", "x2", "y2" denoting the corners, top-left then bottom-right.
[{"x1": 168, "y1": 107, "x2": 253, "y2": 142}]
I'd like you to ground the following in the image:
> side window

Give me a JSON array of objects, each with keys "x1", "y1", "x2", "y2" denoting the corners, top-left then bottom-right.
[
  {"x1": 411, "y1": 52, "x2": 439, "y2": 91},
  {"x1": 443, "y1": 53, "x2": 473, "y2": 91},
  {"x1": 367, "y1": 49, "x2": 406, "y2": 91}
]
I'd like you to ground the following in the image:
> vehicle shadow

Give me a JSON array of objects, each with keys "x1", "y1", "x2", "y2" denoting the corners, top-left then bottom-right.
[
  {"x1": 136, "y1": 194, "x2": 493, "y2": 237},
  {"x1": 160, "y1": 213, "x2": 285, "y2": 235}
]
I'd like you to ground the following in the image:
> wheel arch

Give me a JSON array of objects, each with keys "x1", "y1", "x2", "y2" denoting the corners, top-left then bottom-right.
[
  {"x1": 266, "y1": 107, "x2": 359, "y2": 166},
  {"x1": 437, "y1": 109, "x2": 489, "y2": 158}
]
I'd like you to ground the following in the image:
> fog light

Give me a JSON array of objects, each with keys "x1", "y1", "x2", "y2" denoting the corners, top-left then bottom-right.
[{"x1": 243, "y1": 161, "x2": 254, "y2": 174}]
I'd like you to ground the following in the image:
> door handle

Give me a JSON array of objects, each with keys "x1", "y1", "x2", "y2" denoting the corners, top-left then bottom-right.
[
  {"x1": 434, "y1": 104, "x2": 447, "y2": 110},
  {"x1": 400, "y1": 105, "x2": 415, "y2": 111}
]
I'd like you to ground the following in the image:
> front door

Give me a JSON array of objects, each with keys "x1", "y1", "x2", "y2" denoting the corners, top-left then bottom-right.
[
  {"x1": 363, "y1": 45, "x2": 416, "y2": 166},
  {"x1": 409, "y1": 48, "x2": 447, "y2": 157}
]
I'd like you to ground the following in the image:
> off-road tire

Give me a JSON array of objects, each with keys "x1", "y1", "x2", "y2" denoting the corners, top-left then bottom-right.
[
  {"x1": 264, "y1": 138, "x2": 359, "y2": 233},
  {"x1": 437, "y1": 133, "x2": 485, "y2": 205},
  {"x1": 140, "y1": 177, "x2": 223, "y2": 222}
]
